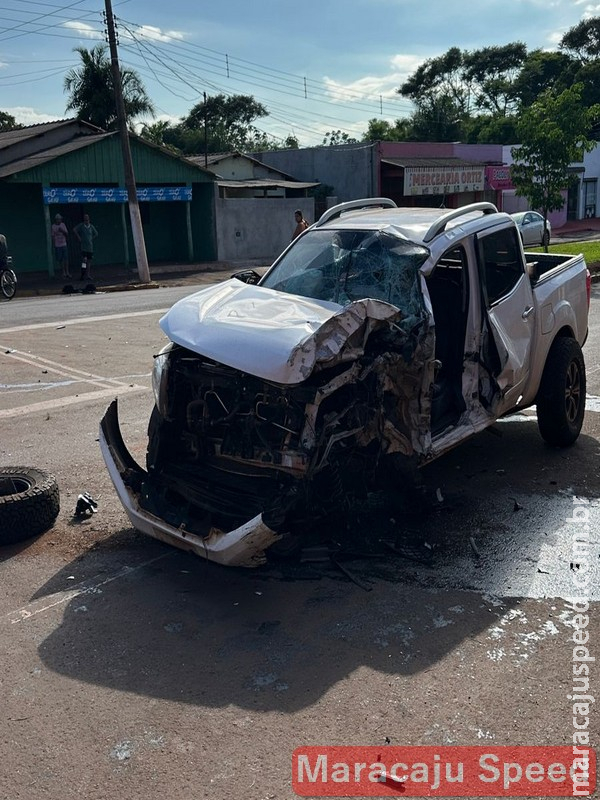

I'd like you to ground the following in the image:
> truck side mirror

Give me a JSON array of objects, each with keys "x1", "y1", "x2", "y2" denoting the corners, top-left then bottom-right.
[{"x1": 231, "y1": 269, "x2": 261, "y2": 285}]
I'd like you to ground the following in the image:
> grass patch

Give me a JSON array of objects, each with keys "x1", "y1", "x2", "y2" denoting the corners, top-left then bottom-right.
[{"x1": 528, "y1": 241, "x2": 600, "y2": 267}]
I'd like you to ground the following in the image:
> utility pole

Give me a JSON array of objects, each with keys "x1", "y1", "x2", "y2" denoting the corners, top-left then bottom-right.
[
  {"x1": 104, "y1": 0, "x2": 150, "y2": 283},
  {"x1": 204, "y1": 91, "x2": 208, "y2": 168}
]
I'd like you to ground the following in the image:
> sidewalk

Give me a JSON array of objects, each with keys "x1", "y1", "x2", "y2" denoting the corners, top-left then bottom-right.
[
  {"x1": 552, "y1": 216, "x2": 600, "y2": 240},
  {"x1": 12, "y1": 216, "x2": 600, "y2": 299},
  {"x1": 14, "y1": 260, "x2": 266, "y2": 298}
]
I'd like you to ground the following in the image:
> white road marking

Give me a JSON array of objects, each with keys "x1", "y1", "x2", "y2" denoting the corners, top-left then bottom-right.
[
  {"x1": 0, "y1": 384, "x2": 147, "y2": 418},
  {"x1": 585, "y1": 394, "x2": 600, "y2": 412},
  {"x1": 0, "y1": 308, "x2": 170, "y2": 334},
  {"x1": 1, "y1": 347, "x2": 143, "y2": 388},
  {"x1": 4, "y1": 554, "x2": 172, "y2": 625},
  {"x1": 0, "y1": 347, "x2": 149, "y2": 416}
]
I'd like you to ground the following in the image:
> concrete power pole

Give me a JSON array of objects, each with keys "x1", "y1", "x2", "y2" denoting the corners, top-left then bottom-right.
[{"x1": 104, "y1": 0, "x2": 150, "y2": 283}]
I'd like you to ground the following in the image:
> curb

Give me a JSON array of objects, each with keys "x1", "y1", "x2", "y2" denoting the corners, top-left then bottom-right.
[{"x1": 101, "y1": 282, "x2": 161, "y2": 292}]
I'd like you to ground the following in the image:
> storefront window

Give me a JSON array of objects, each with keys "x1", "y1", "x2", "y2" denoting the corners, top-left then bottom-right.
[{"x1": 584, "y1": 179, "x2": 597, "y2": 219}]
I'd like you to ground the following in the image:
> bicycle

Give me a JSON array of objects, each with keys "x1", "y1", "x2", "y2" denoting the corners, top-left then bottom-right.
[{"x1": 0, "y1": 256, "x2": 17, "y2": 300}]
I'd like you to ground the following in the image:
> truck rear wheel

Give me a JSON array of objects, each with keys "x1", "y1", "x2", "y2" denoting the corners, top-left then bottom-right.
[{"x1": 536, "y1": 337, "x2": 586, "y2": 447}]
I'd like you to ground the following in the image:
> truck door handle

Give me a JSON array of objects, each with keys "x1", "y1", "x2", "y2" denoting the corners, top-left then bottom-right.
[{"x1": 522, "y1": 306, "x2": 534, "y2": 319}]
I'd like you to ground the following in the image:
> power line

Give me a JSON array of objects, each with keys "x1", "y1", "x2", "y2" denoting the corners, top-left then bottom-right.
[
  {"x1": 0, "y1": 0, "x2": 92, "y2": 41},
  {"x1": 0, "y1": 2, "x2": 413, "y2": 144},
  {"x1": 117, "y1": 16, "x2": 412, "y2": 116},
  {"x1": 118, "y1": 38, "x2": 360, "y2": 142},
  {"x1": 116, "y1": 22, "x2": 412, "y2": 142}
]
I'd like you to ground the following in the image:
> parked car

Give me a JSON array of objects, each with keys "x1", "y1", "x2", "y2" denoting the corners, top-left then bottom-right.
[
  {"x1": 100, "y1": 199, "x2": 590, "y2": 567},
  {"x1": 511, "y1": 210, "x2": 551, "y2": 247}
]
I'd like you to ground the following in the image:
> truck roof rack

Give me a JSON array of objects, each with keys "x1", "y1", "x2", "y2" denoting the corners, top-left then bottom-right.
[
  {"x1": 316, "y1": 197, "x2": 397, "y2": 227},
  {"x1": 423, "y1": 202, "x2": 498, "y2": 243}
]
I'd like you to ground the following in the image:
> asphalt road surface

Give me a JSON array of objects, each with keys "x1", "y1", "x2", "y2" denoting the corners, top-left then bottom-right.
[{"x1": 1, "y1": 284, "x2": 599, "y2": 800}]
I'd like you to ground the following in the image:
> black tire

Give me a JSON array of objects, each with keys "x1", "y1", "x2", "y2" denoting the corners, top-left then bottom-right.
[
  {"x1": 542, "y1": 229, "x2": 550, "y2": 247},
  {"x1": 0, "y1": 466, "x2": 60, "y2": 544},
  {"x1": 0, "y1": 269, "x2": 16, "y2": 300},
  {"x1": 537, "y1": 337, "x2": 586, "y2": 447}
]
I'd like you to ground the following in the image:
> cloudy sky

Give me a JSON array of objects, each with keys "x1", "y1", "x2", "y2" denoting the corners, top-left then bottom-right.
[{"x1": 0, "y1": 0, "x2": 597, "y2": 145}]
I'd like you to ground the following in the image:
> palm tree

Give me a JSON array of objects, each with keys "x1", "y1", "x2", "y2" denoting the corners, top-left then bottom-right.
[{"x1": 64, "y1": 44, "x2": 155, "y2": 131}]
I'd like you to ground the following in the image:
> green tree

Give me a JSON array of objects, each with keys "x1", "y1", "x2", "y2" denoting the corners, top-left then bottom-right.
[
  {"x1": 558, "y1": 18, "x2": 600, "y2": 113},
  {"x1": 166, "y1": 94, "x2": 268, "y2": 154},
  {"x1": 0, "y1": 111, "x2": 21, "y2": 132},
  {"x1": 511, "y1": 84, "x2": 600, "y2": 250},
  {"x1": 462, "y1": 43, "x2": 528, "y2": 115},
  {"x1": 399, "y1": 47, "x2": 471, "y2": 117},
  {"x1": 321, "y1": 129, "x2": 358, "y2": 146},
  {"x1": 560, "y1": 17, "x2": 600, "y2": 61},
  {"x1": 140, "y1": 119, "x2": 171, "y2": 145},
  {"x1": 64, "y1": 44, "x2": 155, "y2": 131},
  {"x1": 286, "y1": 134, "x2": 300, "y2": 149},
  {"x1": 464, "y1": 113, "x2": 519, "y2": 144},
  {"x1": 513, "y1": 49, "x2": 574, "y2": 107},
  {"x1": 409, "y1": 94, "x2": 464, "y2": 142},
  {"x1": 362, "y1": 118, "x2": 410, "y2": 141}
]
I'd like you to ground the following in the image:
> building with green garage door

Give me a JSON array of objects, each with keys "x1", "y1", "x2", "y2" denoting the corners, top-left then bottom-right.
[{"x1": 0, "y1": 119, "x2": 217, "y2": 276}]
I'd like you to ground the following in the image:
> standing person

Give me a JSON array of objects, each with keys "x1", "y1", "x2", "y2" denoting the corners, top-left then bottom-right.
[
  {"x1": 291, "y1": 209, "x2": 309, "y2": 240},
  {"x1": 0, "y1": 232, "x2": 7, "y2": 269},
  {"x1": 74, "y1": 213, "x2": 98, "y2": 281},
  {"x1": 51, "y1": 214, "x2": 70, "y2": 278}
]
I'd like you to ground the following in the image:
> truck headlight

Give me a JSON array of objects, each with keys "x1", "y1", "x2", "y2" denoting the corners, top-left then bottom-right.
[{"x1": 152, "y1": 343, "x2": 173, "y2": 417}]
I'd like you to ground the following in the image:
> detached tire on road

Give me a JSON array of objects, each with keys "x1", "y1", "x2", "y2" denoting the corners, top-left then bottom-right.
[
  {"x1": 0, "y1": 466, "x2": 60, "y2": 545},
  {"x1": 537, "y1": 337, "x2": 586, "y2": 447}
]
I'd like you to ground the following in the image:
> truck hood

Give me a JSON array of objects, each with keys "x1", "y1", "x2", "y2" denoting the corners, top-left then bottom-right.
[{"x1": 159, "y1": 279, "x2": 401, "y2": 384}]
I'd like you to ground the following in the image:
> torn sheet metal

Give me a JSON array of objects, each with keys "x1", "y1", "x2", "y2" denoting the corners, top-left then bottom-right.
[{"x1": 160, "y1": 279, "x2": 403, "y2": 384}]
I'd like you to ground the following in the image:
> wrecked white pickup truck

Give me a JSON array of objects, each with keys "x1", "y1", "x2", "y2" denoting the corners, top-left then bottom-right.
[{"x1": 100, "y1": 199, "x2": 590, "y2": 567}]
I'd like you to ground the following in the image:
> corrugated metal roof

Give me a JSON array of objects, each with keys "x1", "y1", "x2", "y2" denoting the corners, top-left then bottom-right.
[
  {"x1": 0, "y1": 119, "x2": 101, "y2": 151},
  {"x1": 382, "y1": 157, "x2": 491, "y2": 168},
  {"x1": 217, "y1": 179, "x2": 319, "y2": 189},
  {"x1": 190, "y1": 152, "x2": 234, "y2": 165},
  {"x1": 0, "y1": 133, "x2": 112, "y2": 178},
  {"x1": 188, "y1": 150, "x2": 299, "y2": 180},
  {"x1": 0, "y1": 129, "x2": 216, "y2": 181}
]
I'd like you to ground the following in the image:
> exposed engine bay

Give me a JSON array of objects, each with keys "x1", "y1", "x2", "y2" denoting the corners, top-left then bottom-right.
[{"x1": 142, "y1": 311, "x2": 433, "y2": 549}]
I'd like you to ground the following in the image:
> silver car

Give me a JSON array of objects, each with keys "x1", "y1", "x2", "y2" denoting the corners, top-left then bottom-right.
[{"x1": 511, "y1": 211, "x2": 551, "y2": 247}]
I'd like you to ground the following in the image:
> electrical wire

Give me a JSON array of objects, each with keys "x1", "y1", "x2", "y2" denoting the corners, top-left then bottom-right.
[
  {"x1": 116, "y1": 22, "x2": 411, "y2": 142},
  {"x1": 0, "y1": 0, "x2": 92, "y2": 41},
  {"x1": 116, "y1": 16, "x2": 412, "y2": 116},
  {"x1": 0, "y1": 1, "x2": 414, "y2": 143}
]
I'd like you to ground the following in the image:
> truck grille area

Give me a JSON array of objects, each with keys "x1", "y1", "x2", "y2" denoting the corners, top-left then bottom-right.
[
  {"x1": 144, "y1": 347, "x2": 329, "y2": 530},
  {"x1": 164, "y1": 350, "x2": 314, "y2": 471}
]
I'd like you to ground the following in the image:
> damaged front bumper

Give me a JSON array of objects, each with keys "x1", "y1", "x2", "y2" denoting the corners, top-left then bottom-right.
[{"x1": 99, "y1": 399, "x2": 282, "y2": 567}]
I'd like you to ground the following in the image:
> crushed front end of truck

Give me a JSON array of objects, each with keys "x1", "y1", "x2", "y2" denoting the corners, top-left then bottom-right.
[{"x1": 100, "y1": 227, "x2": 434, "y2": 566}]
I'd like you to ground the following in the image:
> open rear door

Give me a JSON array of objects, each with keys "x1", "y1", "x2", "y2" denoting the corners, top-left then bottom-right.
[{"x1": 477, "y1": 226, "x2": 535, "y2": 410}]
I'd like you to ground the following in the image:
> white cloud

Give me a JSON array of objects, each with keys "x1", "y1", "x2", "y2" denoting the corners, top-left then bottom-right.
[
  {"x1": 323, "y1": 54, "x2": 422, "y2": 105},
  {"x1": 123, "y1": 25, "x2": 185, "y2": 43},
  {"x1": 62, "y1": 21, "x2": 98, "y2": 38},
  {"x1": 6, "y1": 107, "x2": 63, "y2": 126},
  {"x1": 581, "y1": 3, "x2": 600, "y2": 16}
]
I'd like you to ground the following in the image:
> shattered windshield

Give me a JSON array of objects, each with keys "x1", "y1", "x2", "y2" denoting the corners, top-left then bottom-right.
[{"x1": 261, "y1": 228, "x2": 430, "y2": 310}]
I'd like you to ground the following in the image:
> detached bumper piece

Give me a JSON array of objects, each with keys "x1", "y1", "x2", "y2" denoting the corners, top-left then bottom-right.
[{"x1": 99, "y1": 399, "x2": 282, "y2": 567}]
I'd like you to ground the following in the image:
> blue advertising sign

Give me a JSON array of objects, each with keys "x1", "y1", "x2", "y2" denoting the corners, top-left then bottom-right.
[{"x1": 43, "y1": 186, "x2": 192, "y2": 204}]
